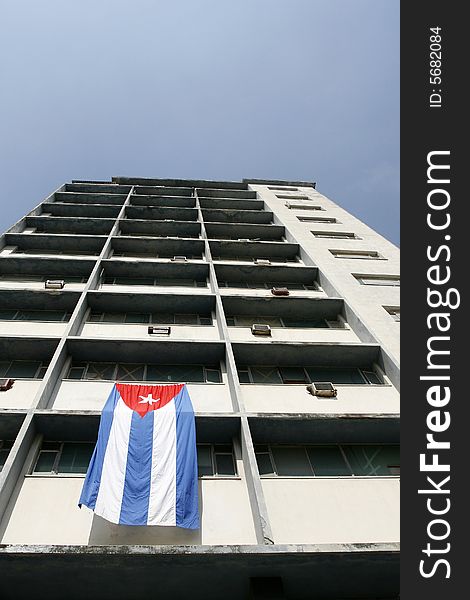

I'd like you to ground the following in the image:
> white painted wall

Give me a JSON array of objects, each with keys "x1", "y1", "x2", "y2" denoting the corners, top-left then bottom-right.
[
  {"x1": 1, "y1": 473, "x2": 257, "y2": 545},
  {"x1": 262, "y1": 477, "x2": 400, "y2": 544},
  {"x1": 0, "y1": 380, "x2": 42, "y2": 409},
  {"x1": 241, "y1": 384, "x2": 399, "y2": 415},
  {"x1": 228, "y1": 326, "x2": 359, "y2": 344},
  {"x1": 0, "y1": 321, "x2": 68, "y2": 337},
  {"x1": 81, "y1": 322, "x2": 220, "y2": 341},
  {"x1": 52, "y1": 380, "x2": 234, "y2": 413},
  {"x1": 0, "y1": 281, "x2": 85, "y2": 291}
]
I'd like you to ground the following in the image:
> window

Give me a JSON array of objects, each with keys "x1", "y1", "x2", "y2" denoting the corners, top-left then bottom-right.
[
  {"x1": 66, "y1": 362, "x2": 222, "y2": 383},
  {"x1": 297, "y1": 216, "x2": 338, "y2": 224},
  {"x1": 384, "y1": 306, "x2": 400, "y2": 322},
  {"x1": 196, "y1": 444, "x2": 237, "y2": 477},
  {"x1": 226, "y1": 315, "x2": 329, "y2": 328},
  {"x1": 268, "y1": 186, "x2": 299, "y2": 191},
  {"x1": 254, "y1": 444, "x2": 399, "y2": 477},
  {"x1": 211, "y1": 256, "x2": 298, "y2": 264},
  {"x1": 0, "y1": 275, "x2": 87, "y2": 283},
  {"x1": 0, "y1": 360, "x2": 49, "y2": 379},
  {"x1": 355, "y1": 275, "x2": 400, "y2": 287},
  {"x1": 0, "y1": 440, "x2": 13, "y2": 471},
  {"x1": 88, "y1": 311, "x2": 212, "y2": 326},
  {"x1": 112, "y1": 252, "x2": 200, "y2": 259},
  {"x1": 330, "y1": 249, "x2": 384, "y2": 260},
  {"x1": 276, "y1": 194, "x2": 311, "y2": 200},
  {"x1": 312, "y1": 231, "x2": 359, "y2": 240},
  {"x1": 32, "y1": 442, "x2": 95, "y2": 474},
  {"x1": 286, "y1": 204, "x2": 324, "y2": 211},
  {"x1": 237, "y1": 365, "x2": 383, "y2": 385},
  {"x1": 102, "y1": 276, "x2": 207, "y2": 287},
  {"x1": 0, "y1": 309, "x2": 71, "y2": 322},
  {"x1": 14, "y1": 248, "x2": 99, "y2": 257}
]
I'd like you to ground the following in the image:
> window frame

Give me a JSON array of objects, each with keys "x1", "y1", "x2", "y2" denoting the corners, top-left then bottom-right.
[
  {"x1": 238, "y1": 365, "x2": 384, "y2": 385},
  {"x1": 31, "y1": 441, "x2": 95, "y2": 476}
]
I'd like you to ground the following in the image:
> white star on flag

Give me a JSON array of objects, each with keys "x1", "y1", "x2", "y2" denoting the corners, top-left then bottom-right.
[{"x1": 138, "y1": 393, "x2": 160, "y2": 405}]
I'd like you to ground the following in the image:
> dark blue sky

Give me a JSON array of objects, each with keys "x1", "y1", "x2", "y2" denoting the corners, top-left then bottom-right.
[{"x1": 0, "y1": 0, "x2": 399, "y2": 244}]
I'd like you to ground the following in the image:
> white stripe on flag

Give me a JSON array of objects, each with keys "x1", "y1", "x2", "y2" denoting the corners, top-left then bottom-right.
[
  {"x1": 94, "y1": 398, "x2": 133, "y2": 524},
  {"x1": 147, "y1": 400, "x2": 177, "y2": 526}
]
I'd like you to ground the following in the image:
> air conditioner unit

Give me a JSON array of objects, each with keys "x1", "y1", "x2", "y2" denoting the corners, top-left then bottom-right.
[
  {"x1": 148, "y1": 325, "x2": 171, "y2": 335},
  {"x1": 45, "y1": 279, "x2": 65, "y2": 289},
  {"x1": 271, "y1": 287, "x2": 289, "y2": 296},
  {"x1": 251, "y1": 324, "x2": 272, "y2": 336},
  {"x1": 171, "y1": 256, "x2": 187, "y2": 262},
  {"x1": 237, "y1": 238, "x2": 250, "y2": 242},
  {"x1": 0, "y1": 378, "x2": 14, "y2": 392},
  {"x1": 254, "y1": 259, "x2": 271, "y2": 265},
  {"x1": 306, "y1": 382, "x2": 337, "y2": 398}
]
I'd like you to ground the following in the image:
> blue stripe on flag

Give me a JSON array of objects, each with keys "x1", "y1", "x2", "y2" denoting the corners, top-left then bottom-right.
[
  {"x1": 175, "y1": 386, "x2": 200, "y2": 529},
  {"x1": 79, "y1": 385, "x2": 120, "y2": 510},
  {"x1": 119, "y1": 409, "x2": 154, "y2": 525}
]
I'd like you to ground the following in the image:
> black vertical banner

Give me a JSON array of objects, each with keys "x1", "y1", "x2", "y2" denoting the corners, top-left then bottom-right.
[{"x1": 401, "y1": 3, "x2": 466, "y2": 599}]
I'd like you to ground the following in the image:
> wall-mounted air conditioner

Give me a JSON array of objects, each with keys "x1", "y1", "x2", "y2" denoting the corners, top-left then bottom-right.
[
  {"x1": 45, "y1": 279, "x2": 65, "y2": 289},
  {"x1": 254, "y1": 259, "x2": 271, "y2": 265},
  {"x1": 306, "y1": 382, "x2": 337, "y2": 398},
  {"x1": 0, "y1": 378, "x2": 14, "y2": 392},
  {"x1": 271, "y1": 287, "x2": 289, "y2": 296},
  {"x1": 251, "y1": 324, "x2": 272, "y2": 336},
  {"x1": 148, "y1": 326, "x2": 171, "y2": 335},
  {"x1": 171, "y1": 256, "x2": 187, "y2": 262}
]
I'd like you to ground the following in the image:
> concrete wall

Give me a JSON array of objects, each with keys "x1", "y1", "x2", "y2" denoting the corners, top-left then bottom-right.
[
  {"x1": 262, "y1": 477, "x2": 400, "y2": 544},
  {"x1": 0, "y1": 380, "x2": 42, "y2": 409},
  {"x1": 227, "y1": 326, "x2": 359, "y2": 344},
  {"x1": 0, "y1": 281, "x2": 85, "y2": 292},
  {"x1": 251, "y1": 185, "x2": 400, "y2": 362},
  {"x1": 99, "y1": 284, "x2": 210, "y2": 295},
  {"x1": 241, "y1": 384, "x2": 399, "y2": 415},
  {"x1": 81, "y1": 322, "x2": 220, "y2": 341},
  {"x1": 52, "y1": 380, "x2": 234, "y2": 413},
  {"x1": 0, "y1": 321, "x2": 68, "y2": 337}
]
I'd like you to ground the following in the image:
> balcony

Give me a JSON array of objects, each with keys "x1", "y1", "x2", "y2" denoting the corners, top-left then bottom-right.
[
  {"x1": 222, "y1": 296, "x2": 359, "y2": 344},
  {"x1": 49, "y1": 339, "x2": 232, "y2": 413},
  {"x1": 233, "y1": 342, "x2": 399, "y2": 416},
  {"x1": 108, "y1": 237, "x2": 205, "y2": 261},
  {"x1": 0, "y1": 257, "x2": 94, "y2": 291},
  {"x1": 41, "y1": 202, "x2": 121, "y2": 219},
  {"x1": 98, "y1": 260, "x2": 210, "y2": 294},
  {"x1": 130, "y1": 195, "x2": 196, "y2": 209},
  {"x1": 202, "y1": 208, "x2": 272, "y2": 225},
  {"x1": 64, "y1": 183, "x2": 132, "y2": 195},
  {"x1": 210, "y1": 240, "x2": 299, "y2": 264},
  {"x1": 2, "y1": 234, "x2": 106, "y2": 259},
  {"x1": 118, "y1": 219, "x2": 201, "y2": 239},
  {"x1": 54, "y1": 191, "x2": 128, "y2": 206},
  {"x1": 24, "y1": 216, "x2": 115, "y2": 236},
  {"x1": 125, "y1": 206, "x2": 198, "y2": 222},
  {"x1": 205, "y1": 222, "x2": 285, "y2": 242},
  {"x1": 79, "y1": 292, "x2": 219, "y2": 341}
]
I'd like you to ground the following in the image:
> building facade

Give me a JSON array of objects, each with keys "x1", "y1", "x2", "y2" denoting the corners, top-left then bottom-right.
[{"x1": 0, "y1": 177, "x2": 399, "y2": 599}]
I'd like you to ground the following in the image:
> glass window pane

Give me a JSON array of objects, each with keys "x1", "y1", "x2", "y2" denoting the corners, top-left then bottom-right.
[
  {"x1": 0, "y1": 310, "x2": 17, "y2": 319},
  {"x1": 362, "y1": 370, "x2": 382, "y2": 384},
  {"x1": 305, "y1": 367, "x2": 365, "y2": 384},
  {"x1": 67, "y1": 366, "x2": 85, "y2": 379},
  {"x1": 174, "y1": 314, "x2": 198, "y2": 325},
  {"x1": 250, "y1": 366, "x2": 282, "y2": 384},
  {"x1": 306, "y1": 446, "x2": 350, "y2": 476},
  {"x1": 0, "y1": 362, "x2": 10, "y2": 377},
  {"x1": 279, "y1": 367, "x2": 307, "y2": 384},
  {"x1": 103, "y1": 312, "x2": 125, "y2": 323},
  {"x1": 7, "y1": 361, "x2": 41, "y2": 378},
  {"x1": 282, "y1": 318, "x2": 327, "y2": 328},
  {"x1": 34, "y1": 451, "x2": 58, "y2": 473},
  {"x1": 205, "y1": 368, "x2": 222, "y2": 383},
  {"x1": 146, "y1": 365, "x2": 204, "y2": 383},
  {"x1": 116, "y1": 364, "x2": 145, "y2": 382},
  {"x1": 237, "y1": 368, "x2": 250, "y2": 383},
  {"x1": 124, "y1": 313, "x2": 149, "y2": 324},
  {"x1": 256, "y1": 452, "x2": 275, "y2": 476},
  {"x1": 226, "y1": 316, "x2": 236, "y2": 326},
  {"x1": 197, "y1": 445, "x2": 213, "y2": 476},
  {"x1": 86, "y1": 363, "x2": 116, "y2": 380},
  {"x1": 151, "y1": 313, "x2": 174, "y2": 324},
  {"x1": 215, "y1": 453, "x2": 236, "y2": 476},
  {"x1": 344, "y1": 445, "x2": 400, "y2": 476},
  {"x1": 16, "y1": 310, "x2": 65, "y2": 321},
  {"x1": 88, "y1": 312, "x2": 103, "y2": 322},
  {"x1": 271, "y1": 447, "x2": 312, "y2": 476},
  {"x1": 58, "y1": 443, "x2": 94, "y2": 474}
]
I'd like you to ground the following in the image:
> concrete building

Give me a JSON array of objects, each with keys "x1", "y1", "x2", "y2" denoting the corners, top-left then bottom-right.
[{"x1": 0, "y1": 177, "x2": 399, "y2": 599}]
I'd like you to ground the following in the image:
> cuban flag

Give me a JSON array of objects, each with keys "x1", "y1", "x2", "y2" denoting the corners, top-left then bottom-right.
[{"x1": 79, "y1": 383, "x2": 199, "y2": 529}]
